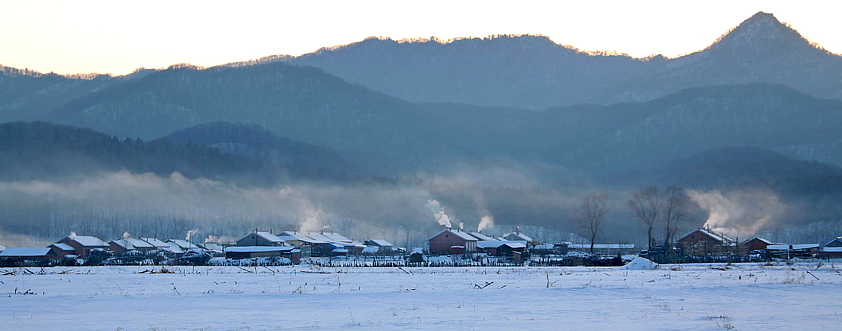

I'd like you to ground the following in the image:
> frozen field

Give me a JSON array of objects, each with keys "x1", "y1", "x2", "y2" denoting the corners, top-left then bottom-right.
[{"x1": 1, "y1": 261, "x2": 840, "y2": 330}]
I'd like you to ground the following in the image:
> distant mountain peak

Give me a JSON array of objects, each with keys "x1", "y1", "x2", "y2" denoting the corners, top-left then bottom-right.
[{"x1": 708, "y1": 11, "x2": 810, "y2": 55}]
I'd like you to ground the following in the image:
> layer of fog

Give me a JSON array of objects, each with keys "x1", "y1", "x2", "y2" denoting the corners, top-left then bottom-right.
[{"x1": 0, "y1": 165, "x2": 836, "y2": 249}]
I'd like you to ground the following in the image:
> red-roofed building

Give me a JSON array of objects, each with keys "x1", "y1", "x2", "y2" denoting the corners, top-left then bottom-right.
[
  {"x1": 678, "y1": 228, "x2": 735, "y2": 256},
  {"x1": 428, "y1": 229, "x2": 477, "y2": 254}
]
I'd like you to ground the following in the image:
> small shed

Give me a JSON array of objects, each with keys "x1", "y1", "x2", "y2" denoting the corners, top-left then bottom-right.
[
  {"x1": 819, "y1": 246, "x2": 842, "y2": 259},
  {"x1": 0, "y1": 247, "x2": 53, "y2": 265},
  {"x1": 767, "y1": 244, "x2": 820, "y2": 259},
  {"x1": 428, "y1": 229, "x2": 478, "y2": 254},
  {"x1": 740, "y1": 237, "x2": 773, "y2": 252}
]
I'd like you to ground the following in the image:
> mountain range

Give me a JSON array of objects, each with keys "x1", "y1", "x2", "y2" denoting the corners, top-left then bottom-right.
[{"x1": 0, "y1": 13, "x2": 841, "y2": 184}]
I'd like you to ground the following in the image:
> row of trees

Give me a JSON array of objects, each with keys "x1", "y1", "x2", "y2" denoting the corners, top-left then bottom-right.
[{"x1": 576, "y1": 185, "x2": 692, "y2": 254}]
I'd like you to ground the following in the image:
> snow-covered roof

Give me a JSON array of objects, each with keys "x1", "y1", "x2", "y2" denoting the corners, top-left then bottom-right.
[
  {"x1": 111, "y1": 238, "x2": 155, "y2": 250},
  {"x1": 65, "y1": 236, "x2": 109, "y2": 247},
  {"x1": 767, "y1": 244, "x2": 820, "y2": 251},
  {"x1": 50, "y1": 243, "x2": 75, "y2": 252},
  {"x1": 0, "y1": 247, "x2": 51, "y2": 257},
  {"x1": 468, "y1": 232, "x2": 497, "y2": 241},
  {"x1": 678, "y1": 229, "x2": 734, "y2": 244},
  {"x1": 741, "y1": 237, "x2": 772, "y2": 245},
  {"x1": 366, "y1": 239, "x2": 393, "y2": 247},
  {"x1": 200, "y1": 243, "x2": 224, "y2": 251},
  {"x1": 167, "y1": 239, "x2": 197, "y2": 250},
  {"x1": 140, "y1": 238, "x2": 170, "y2": 248},
  {"x1": 249, "y1": 231, "x2": 284, "y2": 243},
  {"x1": 504, "y1": 232, "x2": 533, "y2": 242},
  {"x1": 362, "y1": 246, "x2": 379, "y2": 254},
  {"x1": 319, "y1": 232, "x2": 353, "y2": 243},
  {"x1": 164, "y1": 243, "x2": 184, "y2": 254},
  {"x1": 225, "y1": 246, "x2": 293, "y2": 253},
  {"x1": 428, "y1": 229, "x2": 478, "y2": 241},
  {"x1": 821, "y1": 247, "x2": 842, "y2": 253}
]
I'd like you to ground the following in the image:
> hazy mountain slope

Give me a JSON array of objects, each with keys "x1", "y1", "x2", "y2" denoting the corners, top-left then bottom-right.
[
  {"x1": 0, "y1": 66, "x2": 120, "y2": 122},
  {"x1": 564, "y1": 84, "x2": 842, "y2": 174},
  {"x1": 618, "y1": 146, "x2": 842, "y2": 189},
  {"x1": 287, "y1": 35, "x2": 656, "y2": 109},
  {"x1": 285, "y1": 12, "x2": 842, "y2": 108},
  {"x1": 0, "y1": 121, "x2": 272, "y2": 182},
  {"x1": 158, "y1": 121, "x2": 354, "y2": 177}
]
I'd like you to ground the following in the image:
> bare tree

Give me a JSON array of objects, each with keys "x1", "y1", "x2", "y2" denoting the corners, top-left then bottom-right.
[
  {"x1": 577, "y1": 192, "x2": 612, "y2": 254},
  {"x1": 628, "y1": 186, "x2": 661, "y2": 251},
  {"x1": 662, "y1": 185, "x2": 690, "y2": 252}
]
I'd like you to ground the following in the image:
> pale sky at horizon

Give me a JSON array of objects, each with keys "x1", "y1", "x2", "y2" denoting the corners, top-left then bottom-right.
[{"x1": 1, "y1": 0, "x2": 840, "y2": 75}]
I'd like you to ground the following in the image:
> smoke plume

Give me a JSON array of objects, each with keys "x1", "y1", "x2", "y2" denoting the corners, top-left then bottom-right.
[
  {"x1": 688, "y1": 189, "x2": 787, "y2": 238},
  {"x1": 426, "y1": 199, "x2": 452, "y2": 228}
]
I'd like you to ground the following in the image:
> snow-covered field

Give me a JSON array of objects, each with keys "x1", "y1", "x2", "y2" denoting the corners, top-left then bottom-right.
[{"x1": 1, "y1": 261, "x2": 840, "y2": 330}]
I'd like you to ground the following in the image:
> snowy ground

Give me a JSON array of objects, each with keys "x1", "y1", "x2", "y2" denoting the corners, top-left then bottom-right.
[{"x1": 1, "y1": 261, "x2": 840, "y2": 330}]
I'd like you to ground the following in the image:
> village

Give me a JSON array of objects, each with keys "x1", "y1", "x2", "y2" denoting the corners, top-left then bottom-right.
[{"x1": 2, "y1": 226, "x2": 842, "y2": 268}]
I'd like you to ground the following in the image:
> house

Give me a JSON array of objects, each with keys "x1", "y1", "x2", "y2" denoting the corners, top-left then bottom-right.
[
  {"x1": 428, "y1": 228, "x2": 478, "y2": 254},
  {"x1": 767, "y1": 244, "x2": 820, "y2": 259},
  {"x1": 819, "y1": 246, "x2": 842, "y2": 259},
  {"x1": 819, "y1": 237, "x2": 842, "y2": 259},
  {"x1": 199, "y1": 242, "x2": 224, "y2": 252},
  {"x1": 236, "y1": 231, "x2": 286, "y2": 247},
  {"x1": 140, "y1": 238, "x2": 171, "y2": 250},
  {"x1": 476, "y1": 241, "x2": 527, "y2": 257},
  {"x1": 48, "y1": 243, "x2": 77, "y2": 259},
  {"x1": 503, "y1": 228, "x2": 534, "y2": 246},
  {"x1": 825, "y1": 237, "x2": 842, "y2": 247},
  {"x1": 57, "y1": 235, "x2": 109, "y2": 259},
  {"x1": 167, "y1": 239, "x2": 198, "y2": 251},
  {"x1": 109, "y1": 237, "x2": 156, "y2": 255},
  {"x1": 677, "y1": 228, "x2": 735, "y2": 256},
  {"x1": 364, "y1": 239, "x2": 394, "y2": 255},
  {"x1": 740, "y1": 237, "x2": 774, "y2": 252}
]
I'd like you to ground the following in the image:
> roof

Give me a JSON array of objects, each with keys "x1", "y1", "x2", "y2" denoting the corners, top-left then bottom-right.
[
  {"x1": 65, "y1": 236, "x2": 109, "y2": 247},
  {"x1": 678, "y1": 228, "x2": 734, "y2": 244},
  {"x1": 318, "y1": 232, "x2": 353, "y2": 243},
  {"x1": 240, "y1": 231, "x2": 284, "y2": 244},
  {"x1": 767, "y1": 244, "x2": 820, "y2": 251},
  {"x1": 0, "y1": 247, "x2": 51, "y2": 257},
  {"x1": 821, "y1": 247, "x2": 842, "y2": 253},
  {"x1": 428, "y1": 229, "x2": 478, "y2": 241},
  {"x1": 50, "y1": 243, "x2": 75, "y2": 252},
  {"x1": 225, "y1": 246, "x2": 293, "y2": 253},
  {"x1": 504, "y1": 232, "x2": 533, "y2": 242},
  {"x1": 366, "y1": 239, "x2": 393, "y2": 247},
  {"x1": 140, "y1": 238, "x2": 170, "y2": 248},
  {"x1": 167, "y1": 239, "x2": 197, "y2": 250},
  {"x1": 164, "y1": 243, "x2": 184, "y2": 254},
  {"x1": 468, "y1": 232, "x2": 497, "y2": 241},
  {"x1": 200, "y1": 243, "x2": 224, "y2": 251},
  {"x1": 111, "y1": 238, "x2": 155, "y2": 250},
  {"x1": 741, "y1": 237, "x2": 773, "y2": 245},
  {"x1": 477, "y1": 241, "x2": 528, "y2": 249}
]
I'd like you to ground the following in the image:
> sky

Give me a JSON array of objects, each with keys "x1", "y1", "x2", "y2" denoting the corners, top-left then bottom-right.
[{"x1": 1, "y1": 0, "x2": 840, "y2": 75}]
